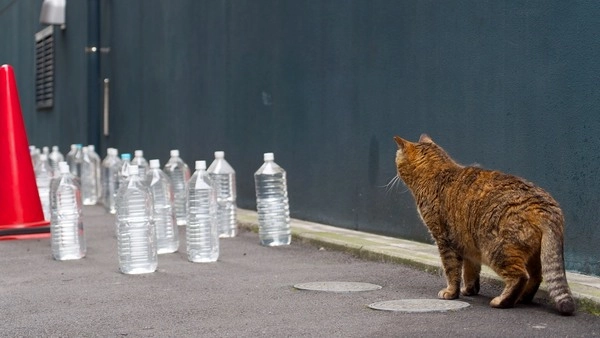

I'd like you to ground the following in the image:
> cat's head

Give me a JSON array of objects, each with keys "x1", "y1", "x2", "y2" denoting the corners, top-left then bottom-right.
[{"x1": 394, "y1": 134, "x2": 458, "y2": 180}]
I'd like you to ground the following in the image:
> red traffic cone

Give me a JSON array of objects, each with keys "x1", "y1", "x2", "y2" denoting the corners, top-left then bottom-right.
[{"x1": 0, "y1": 64, "x2": 50, "y2": 240}]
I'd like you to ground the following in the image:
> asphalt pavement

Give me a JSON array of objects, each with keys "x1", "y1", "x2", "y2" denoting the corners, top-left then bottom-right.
[{"x1": 1, "y1": 206, "x2": 600, "y2": 337}]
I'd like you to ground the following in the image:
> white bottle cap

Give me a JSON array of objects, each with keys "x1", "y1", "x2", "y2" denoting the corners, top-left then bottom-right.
[
  {"x1": 129, "y1": 165, "x2": 139, "y2": 175},
  {"x1": 52, "y1": 145, "x2": 59, "y2": 152},
  {"x1": 170, "y1": 149, "x2": 180, "y2": 157},
  {"x1": 107, "y1": 148, "x2": 118, "y2": 156},
  {"x1": 70, "y1": 144, "x2": 77, "y2": 151},
  {"x1": 149, "y1": 159, "x2": 160, "y2": 168},
  {"x1": 42, "y1": 146, "x2": 49, "y2": 154},
  {"x1": 58, "y1": 161, "x2": 69, "y2": 173},
  {"x1": 214, "y1": 151, "x2": 224, "y2": 159},
  {"x1": 195, "y1": 160, "x2": 206, "y2": 170},
  {"x1": 88, "y1": 145, "x2": 95, "y2": 151},
  {"x1": 135, "y1": 150, "x2": 143, "y2": 157},
  {"x1": 264, "y1": 152, "x2": 274, "y2": 161}
]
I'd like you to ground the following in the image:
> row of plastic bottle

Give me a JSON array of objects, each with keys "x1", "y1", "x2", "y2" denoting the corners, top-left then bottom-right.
[{"x1": 33, "y1": 144, "x2": 291, "y2": 274}]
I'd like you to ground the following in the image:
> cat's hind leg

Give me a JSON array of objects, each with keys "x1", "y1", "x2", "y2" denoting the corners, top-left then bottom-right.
[
  {"x1": 461, "y1": 258, "x2": 481, "y2": 296},
  {"x1": 519, "y1": 253, "x2": 542, "y2": 304},
  {"x1": 488, "y1": 248, "x2": 529, "y2": 308}
]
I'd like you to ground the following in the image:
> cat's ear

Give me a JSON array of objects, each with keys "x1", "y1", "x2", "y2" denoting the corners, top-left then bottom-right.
[
  {"x1": 419, "y1": 134, "x2": 434, "y2": 144},
  {"x1": 394, "y1": 136, "x2": 407, "y2": 149}
]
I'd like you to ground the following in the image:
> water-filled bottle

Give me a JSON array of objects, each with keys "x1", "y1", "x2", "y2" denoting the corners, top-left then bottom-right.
[
  {"x1": 132, "y1": 150, "x2": 149, "y2": 178},
  {"x1": 30, "y1": 145, "x2": 39, "y2": 167},
  {"x1": 115, "y1": 165, "x2": 157, "y2": 274},
  {"x1": 164, "y1": 149, "x2": 190, "y2": 226},
  {"x1": 50, "y1": 162, "x2": 86, "y2": 260},
  {"x1": 207, "y1": 151, "x2": 237, "y2": 238},
  {"x1": 186, "y1": 160, "x2": 219, "y2": 262},
  {"x1": 65, "y1": 144, "x2": 76, "y2": 168},
  {"x1": 48, "y1": 145, "x2": 64, "y2": 176},
  {"x1": 68, "y1": 144, "x2": 83, "y2": 177},
  {"x1": 119, "y1": 153, "x2": 132, "y2": 186},
  {"x1": 147, "y1": 159, "x2": 179, "y2": 254},
  {"x1": 81, "y1": 146, "x2": 98, "y2": 205},
  {"x1": 254, "y1": 152, "x2": 291, "y2": 246},
  {"x1": 35, "y1": 153, "x2": 53, "y2": 221},
  {"x1": 88, "y1": 145, "x2": 103, "y2": 202},
  {"x1": 102, "y1": 148, "x2": 121, "y2": 214}
]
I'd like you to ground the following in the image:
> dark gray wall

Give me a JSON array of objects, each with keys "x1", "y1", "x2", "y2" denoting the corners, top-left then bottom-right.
[
  {"x1": 0, "y1": 0, "x2": 88, "y2": 150},
  {"x1": 1, "y1": 0, "x2": 599, "y2": 275}
]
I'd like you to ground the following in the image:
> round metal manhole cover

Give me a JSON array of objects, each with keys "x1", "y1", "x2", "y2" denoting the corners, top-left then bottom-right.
[
  {"x1": 368, "y1": 299, "x2": 470, "y2": 313},
  {"x1": 294, "y1": 281, "x2": 382, "y2": 293}
]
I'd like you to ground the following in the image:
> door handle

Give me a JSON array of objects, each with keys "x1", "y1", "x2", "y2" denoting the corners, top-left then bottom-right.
[{"x1": 103, "y1": 78, "x2": 109, "y2": 136}]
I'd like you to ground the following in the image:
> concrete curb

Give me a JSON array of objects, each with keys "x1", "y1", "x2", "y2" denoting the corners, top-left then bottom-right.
[{"x1": 237, "y1": 208, "x2": 600, "y2": 315}]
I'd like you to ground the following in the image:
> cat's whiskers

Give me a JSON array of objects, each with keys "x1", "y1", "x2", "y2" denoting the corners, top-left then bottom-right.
[{"x1": 381, "y1": 175, "x2": 407, "y2": 195}]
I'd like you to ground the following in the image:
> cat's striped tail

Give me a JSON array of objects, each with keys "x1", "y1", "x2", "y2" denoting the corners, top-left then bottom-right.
[{"x1": 541, "y1": 225, "x2": 576, "y2": 315}]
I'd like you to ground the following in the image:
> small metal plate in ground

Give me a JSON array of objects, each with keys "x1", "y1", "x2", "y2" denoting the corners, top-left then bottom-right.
[
  {"x1": 368, "y1": 299, "x2": 470, "y2": 313},
  {"x1": 294, "y1": 281, "x2": 382, "y2": 293}
]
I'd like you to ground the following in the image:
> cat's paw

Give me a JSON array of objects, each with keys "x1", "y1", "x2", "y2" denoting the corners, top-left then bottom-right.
[
  {"x1": 437, "y1": 288, "x2": 459, "y2": 300},
  {"x1": 490, "y1": 296, "x2": 513, "y2": 308},
  {"x1": 460, "y1": 284, "x2": 480, "y2": 296}
]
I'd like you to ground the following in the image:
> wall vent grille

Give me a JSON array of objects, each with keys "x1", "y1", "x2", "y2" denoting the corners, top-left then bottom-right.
[{"x1": 35, "y1": 26, "x2": 54, "y2": 110}]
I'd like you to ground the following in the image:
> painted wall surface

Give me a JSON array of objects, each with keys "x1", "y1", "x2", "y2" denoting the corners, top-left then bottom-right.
[
  {"x1": 1, "y1": 1, "x2": 599, "y2": 275},
  {"x1": 0, "y1": 0, "x2": 88, "y2": 150}
]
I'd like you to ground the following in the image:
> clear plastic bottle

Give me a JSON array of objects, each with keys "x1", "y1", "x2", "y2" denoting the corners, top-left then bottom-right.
[
  {"x1": 35, "y1": 153, "x2": 53, "y2": 221},
  {"x1": 207, "y1": 151, "x2": 237, "y2": 238},
  {"x1": 65, "y1": 144, "x2": 77, "y2": 168},
  {"x1": 102, "y1": 148, "x2": 122, "y2": 214},
  {"x1": 164, "y1": 149, "x2": 190, "y2": 226},
  {"x1": 254, "y1": 153, "x2": 291, "y2": 246},
  {"x1": 48, "y1": 145, "x2": 64, "y2": 176},
  {"x1": 132, "y1": 150, "x2": 149, "y2": 178},
  {"x1": 81, "y1": 146, "x2": 98, "y2": 205},
  {"x1": 119, "y1": 153, "x2": 132, "y2": 186},
  {"x1": 88, "y1": 145, "x2": 103, "y2": 202},
  {"x1": 50, "y1": 162, "x2": 86, "y2": 260},
  {"x1": 115, "y1": 165, "x2": 157, "y2": 274},
  {"x1": 68, "y1": 144, "x2": 83, "y2": 178},
  {"x1": 146, "y1": 159, "x2": 179, "y2": 254},
  {"x1": 186, "y1": 160, "x2": 219, "y2": 262},
  {"x1": 30, "y1": 145, "x2": 39, "y2": 167}
]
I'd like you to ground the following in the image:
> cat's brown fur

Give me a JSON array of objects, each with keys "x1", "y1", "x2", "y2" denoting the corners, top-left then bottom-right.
[{"x1": 394, "y1": 134, "x2": 575, "y2": 315}]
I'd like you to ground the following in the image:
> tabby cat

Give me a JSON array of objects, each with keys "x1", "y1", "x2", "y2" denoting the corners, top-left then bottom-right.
[{"x1": 394, "y1": 134, "x2": 575, "y2": 315}]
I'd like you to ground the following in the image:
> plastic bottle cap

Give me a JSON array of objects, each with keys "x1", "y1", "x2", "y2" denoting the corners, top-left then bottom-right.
[
  {"x1": 76, "y1": 144, "x2": 83, "y2": 149},
  {"x1": 52, "y1": 145, "x2": 59, "y2": 151},
  {"x1": 88, "y1": 145, "x2": 95, "y2": 151},
  {"x1": 121, "y1": 153, "x2": 131, "y2": 161},
  {"x1": 170, "y1": 149, "x2": 180, "y2": 157},
  {"x1": 135, "y1": 150, "x2": 143, "y2": 157},
  {"x1": 149, "y1": 159, "x2": 160, "y2": 168},
  {"x1": 108, "y1": 148, "x2": 118, "y2": 156},
  {"x1": 58, "y1": 161, "x2": 69, "y2": 173},
  {"x1": 129, "y1": 165, "x2": 139, "y2": 175},
  {"x1": 42, "y1": 146, "x2": 49, "y2": 154},
  {"x1": 264, "y1": 152, "x2": 274, "y2": 161},
  {"x1": 195, "y1": 160, "x2": 206, "y2": 170},
  {"x1": 70, "y1": 144, "x2": 77, "y2": 151},
  {"x1": 214, "y1": 151, "x2": 224, "y2": 159}
]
